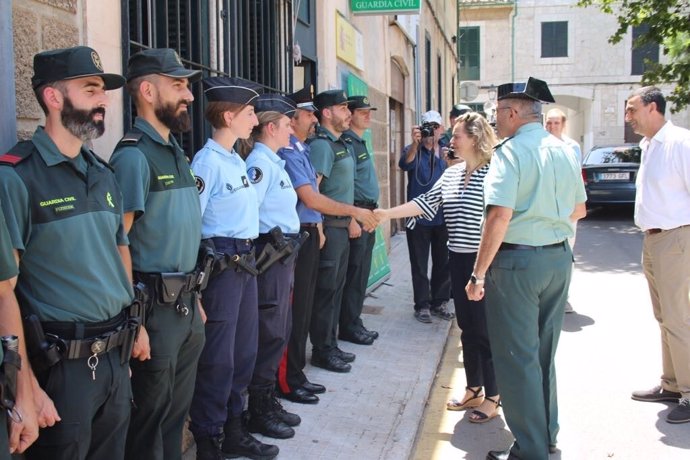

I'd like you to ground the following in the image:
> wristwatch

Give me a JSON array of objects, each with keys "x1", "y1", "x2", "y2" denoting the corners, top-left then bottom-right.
[{"x1": 470, "y1": 274, "x2": 485, "y2": 285}]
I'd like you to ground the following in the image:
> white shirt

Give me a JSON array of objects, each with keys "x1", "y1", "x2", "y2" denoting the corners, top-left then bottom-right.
[
  {"x1": 562, "y1": 135, "x2": 582, "y2": 164},
  {"x1": 635, "y1": 121, "x2": 690, "y2": 231}
]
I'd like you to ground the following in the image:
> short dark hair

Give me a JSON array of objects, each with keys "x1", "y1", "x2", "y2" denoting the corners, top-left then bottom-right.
[
  {"x1": 33, "y1": 80, "x2": 67, "y2": 115},
  {"x1": 631, "y1": 86, "x2": 666, "y2": 115},
  {"x1": 204, "y1": 101, "x2": 246, "y2": 129}
]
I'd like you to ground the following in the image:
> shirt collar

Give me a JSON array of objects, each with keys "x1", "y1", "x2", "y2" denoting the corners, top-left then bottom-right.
[
  {"x1": 515, "y1": 122, "x2": 543, "y2": 136},
  {"x1": 316, "y1": 125, "x2": 341, "y2": 142},
  {"x1": 134, "y1": 117, "x2": 183, "y2": 150},
  {"x1": 343, "y1": 129, "x2": 364, "y2": 143},
  {"x1": 204, "y1": 138, "x2": 236, "y2": 157},
  {"x1": 31, "y1": 126, "x2": 95, "y2": 168},
  {"x1": 253, "y1": 142, "x2": 283, "y2": 165}
]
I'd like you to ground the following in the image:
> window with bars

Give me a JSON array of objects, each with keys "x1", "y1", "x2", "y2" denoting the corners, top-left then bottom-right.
[
  {"x1": 123, "y1": 0, "x2": 294, "y2": 157},
  {"x1": 541, "y1": 21, "x2": 568, "y2": 58}
]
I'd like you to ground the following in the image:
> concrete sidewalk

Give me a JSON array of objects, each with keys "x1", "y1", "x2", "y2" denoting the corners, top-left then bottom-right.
[{"x1": 183, "y1": 232, "x2": 451, "y2": 460}]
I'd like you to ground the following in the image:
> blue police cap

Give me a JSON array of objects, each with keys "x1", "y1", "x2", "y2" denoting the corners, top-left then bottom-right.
[
  {"x1": 288, "y1": 85, "x2": 316, "y2": 112},
  {"x1": 254, "y1": 94, "x2": 297, "y2": 116},
  {"x1": 203, "y1": 76, "x2": 262, "y2": 105},
  {"x1": 497, "y1": 77, "x2": 555, "y2": 103}
]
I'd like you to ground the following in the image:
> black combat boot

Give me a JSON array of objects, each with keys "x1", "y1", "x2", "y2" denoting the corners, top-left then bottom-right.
[
  {"x1": 222, "y1": 415, "x2": 279, "y2": 460},
  {"x1": 194, "y1": 430, "x2": 225, "y2": 460},
  {"x1": 247, "y1": 387, "x2": 295, "y2": 439},
  {"x1": 269, "y1": 390, "x2": 301, "y2": 426}
]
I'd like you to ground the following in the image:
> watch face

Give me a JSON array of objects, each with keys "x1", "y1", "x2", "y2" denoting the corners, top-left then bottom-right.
[{"x1": 470, "y1": 275, "x2": 477, "y2": 284}]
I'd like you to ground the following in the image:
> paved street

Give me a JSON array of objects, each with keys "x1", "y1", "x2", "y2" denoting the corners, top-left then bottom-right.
[{"x1": 413, "y1": 206, "x2": 690, "y2": 460}]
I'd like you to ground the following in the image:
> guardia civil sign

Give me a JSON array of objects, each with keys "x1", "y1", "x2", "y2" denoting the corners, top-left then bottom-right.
[{"x1": 351, "y1": 0, "x2": 421, "y2": 15}]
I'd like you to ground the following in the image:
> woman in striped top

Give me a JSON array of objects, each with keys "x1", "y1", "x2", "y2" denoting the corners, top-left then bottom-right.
[{"x1": 375, "y1": 112, "x2": 501, "y2": 423}]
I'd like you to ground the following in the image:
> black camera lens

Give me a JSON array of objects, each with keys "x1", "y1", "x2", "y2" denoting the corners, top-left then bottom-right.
[{"x1": 420, "y1": 122, "x2": 436, "y2": 138}]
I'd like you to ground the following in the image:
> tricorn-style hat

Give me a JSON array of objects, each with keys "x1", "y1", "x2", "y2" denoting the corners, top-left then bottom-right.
[
  {"x1": 449, "y1": 104, "x2": 472, "y2": 118},
  {"x1": 254, "y1": 94, "x2": 297, "y2": 116},
  {"x1": 497, "y1": 77, "x2": 555, "y2": 103},
  {"x1": 203, "y1": 77, "x2": 262, "y2": 105},
  {"x1": 288, "y1": 86, "x2": 316, "y2": 112},
  {"x1": 127, "y1": 48, "x2": 202, "y2": 82},
  {"x1": 313, "y1": 89, "x2": 348, "y2": 112},
  {"x1": 32, "y1": 46, "x2": 125, "y2": 90},
  {"x1": 347, "y1": 95, "x2": 377, "y2": 111}
]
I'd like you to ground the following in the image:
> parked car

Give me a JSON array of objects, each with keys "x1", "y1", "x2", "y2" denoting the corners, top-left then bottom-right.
[{"x1": 582, "y1": 144, "x2": 641, "y2": 206}]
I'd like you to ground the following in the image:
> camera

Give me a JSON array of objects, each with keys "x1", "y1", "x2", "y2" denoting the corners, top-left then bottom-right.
[
  {"x1": 420, "y1": 122, "x2": 437, "y2": 138},
  {"x1": 446, "y1": 147, "x2": 456, "y2": 160}
]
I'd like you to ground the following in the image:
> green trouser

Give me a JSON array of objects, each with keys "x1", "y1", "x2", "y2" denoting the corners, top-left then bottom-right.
[
  {"x1": 26, "y1": 348, "x2": 131, "y2": 460},
  {"x1": 126, "y1": 292, "x2": 205, "y2": 460},
  {"x1": 0, "y1": 405, "x2": 9, "y2": 460},
  {"x1": 339, "y1": 229, "x2": 375, "y2": 335},
  {"x1": 484, "y1": 243, "x2": 572, "y2": 460}
]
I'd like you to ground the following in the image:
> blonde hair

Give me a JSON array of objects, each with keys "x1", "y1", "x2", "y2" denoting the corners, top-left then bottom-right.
[
  {"x1": 455, "y1": 112, "x2": 497, "y2": 163},
  {"x1": 237, "y1": 111, "x2": 285, "y2": 157}
]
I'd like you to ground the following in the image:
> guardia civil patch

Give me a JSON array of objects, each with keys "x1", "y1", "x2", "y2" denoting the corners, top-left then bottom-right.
[
  {"x1": 195, "y1": 176, "x2": 205, "y2": 194},
  {"x1": 247, "y1": 167, "x2": 263, "y2": 184}
]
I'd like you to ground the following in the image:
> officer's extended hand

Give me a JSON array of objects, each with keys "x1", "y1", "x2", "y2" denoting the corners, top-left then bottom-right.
[
  {"x1": 465, "y1": 281, "x2": 485, "y2": 301},
  {"x1": 355, "y1": 209, "x2": 378, "y2": 232},
  {"x1": 131, "y1": 325, "x2": 151, "y2": 361},
  {"x1": 373, "y1": 208, "x2": 389, "y2": 222},
  {"x1": 32, "y1": 380, "x2": 60, "y2": 428},
  {"x1": 9, "y1": 385, "x2": 39, "y2": 453}
]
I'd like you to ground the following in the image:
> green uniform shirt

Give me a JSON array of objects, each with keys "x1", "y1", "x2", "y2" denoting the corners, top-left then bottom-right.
[
  {"x1": 342, "y1": 129, "x2": 379, "y2": 204},
  {"x1": 0, "y1": 127, "x2": 133, "y2": 322},
  {"x1": 485, "y1": 122, "x2": 586, "y2": 246},
  {"x1": 110, "y1": 117, "x2": 202, "y2": 273},
  {"x1": 0, "y1": 202, "x2": 17, "y2": 282},
  {"x1": 308, "y1": 126, "x2": 355, "y2": 204}
]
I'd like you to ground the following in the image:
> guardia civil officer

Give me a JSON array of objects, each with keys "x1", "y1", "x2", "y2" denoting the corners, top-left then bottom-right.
[
  {"x1": 307, "y1": 90, "x2": 358, "y2": 373},
  {"x1": 0, "y1": 46, "x2": 136, "y2": 460},
  {"x1": 276, "y1": 89, "x2": 378, "y2": 404},
  {"x1": 0, "y1": 203, "x2": 38, "y2": 456},
  {"x1": 466, "y1": 78, "x2": 586, "y2": 460},
  {"x1": 188, "y1": 77, "x2": 279, "y2": 460},
  {"x1": 242, "y1": 95, "x2": 302, "y2": 440},
  {"x1": 110, "y1": 48, "x2": 206, "y2": 460},
  {"x1": 339, "y1": 95, "x2": 381, "y2": 346}
]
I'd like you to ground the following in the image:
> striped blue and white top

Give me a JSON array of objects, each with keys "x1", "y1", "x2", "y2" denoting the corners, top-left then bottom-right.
[{"x1": 409, "y1": 162, "x2": 489, "y2": 253}]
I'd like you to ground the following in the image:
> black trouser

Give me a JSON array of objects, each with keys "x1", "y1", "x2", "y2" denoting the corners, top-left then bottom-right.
[
  {"x1": 126, "y1": 291, "x2": 206, "y2": 460},
  {"x1": 405, "y1": 224, "x2": 451, "y2": 310},
  {"x1": 278, "y1": 225, "x2": 320, "y2": 393},
  {"x1": 26, "y1": 348, "x2": 131, "y2": 460},
  {"x1": 310, "y1": 225, "x2": 350, "y2": 357},
  {"x1": 339, "y1": 228, "x2": 375, "y2": 335},
  {"x1": 448, "y1": 250, "x2": 497, "y2": 396}
]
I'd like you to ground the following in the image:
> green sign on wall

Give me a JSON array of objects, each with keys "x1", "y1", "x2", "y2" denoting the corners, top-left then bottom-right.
[{"x1": 351, "y1": 0, "x2": 421, "y2": 15}]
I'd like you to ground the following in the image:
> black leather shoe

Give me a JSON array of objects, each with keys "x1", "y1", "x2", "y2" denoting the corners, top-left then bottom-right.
[
  {"x1": 279, "y1": 387, "x2": 319, "y2": 404},
  {"x1": 362, "y1": 326, "x2": 379, "y2": 339},
  {"x1": 311, "y1": 354, "x2": 351, "y2": 373},
  {"x1": 631, "y1": 385, "x2": 682, "y2": 402},
  {"x1": 333, "y1": 347, "x2": 356, "y2": 363},
  {"x1": 339, "y1": 329, "x2": 375, "y2": 345},
  {"x1": 486, "y1": 448, "x2": 520, "y2": 460},
  {"x1": 302, "y1": 380, "x2": 326, "y2": 394}
]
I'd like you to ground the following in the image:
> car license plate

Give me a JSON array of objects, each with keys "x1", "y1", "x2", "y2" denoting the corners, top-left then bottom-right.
[{"x1": 599, "y1": 172, "x2": 629, "y2": 180}]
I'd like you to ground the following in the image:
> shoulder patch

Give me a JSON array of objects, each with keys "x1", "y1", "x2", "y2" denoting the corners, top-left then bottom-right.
[
  {"x1": 195, "y1": 176, "x2": 205, "y2": 194},
  {"x1": 0, "y1": 141, "x2": 34, "y2": 167},
  {"x1": 0, "y1": 153, "x2": 26, "y2": 166},
  {"x1": 294, "y1": 141, "x2": 305, "y2": 152},
  {"x1": 247, "y1": 166, "x2": 263, "y2": 184}
]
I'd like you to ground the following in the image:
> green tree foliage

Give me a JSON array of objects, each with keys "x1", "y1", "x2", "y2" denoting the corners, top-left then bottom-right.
[{"x1": 578, "y1": 0, "x2": 690, "y2": 112}]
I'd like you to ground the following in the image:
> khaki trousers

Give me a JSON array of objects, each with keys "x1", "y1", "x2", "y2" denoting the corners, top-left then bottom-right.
[{"x1": 642, "y1": 225, "x2": 690, "y2": 397}]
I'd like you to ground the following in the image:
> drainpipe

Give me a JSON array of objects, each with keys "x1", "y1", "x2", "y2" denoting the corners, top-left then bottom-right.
[
  {"x1": 511, "y1": 0, "x2": 519, "y2": 81},
  {"x1": 414, "y1": 21, "x2": 422, "y2": 123}
]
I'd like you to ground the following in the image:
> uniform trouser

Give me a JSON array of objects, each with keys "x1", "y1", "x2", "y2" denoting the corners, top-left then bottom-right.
[
  {"x1": 405, "y1": 224, "x2": 451, "y2": 310},
  {"x1": 0, "y1": 410, "x2": 7, "y2": 460},
  {"x1": 484, "y1": 243, "x2": 571, "y2": 460},
  {"x1": 251, "y1": 242, "x2": 295, "y2": 391},
  {"x1": 126, "y1": 291, "x2": 205, "y2": 460},
  {"x1": 26, "y1": 348, "x2": 131, "y2": 460},
  {"x1": 642, "y1": 226, "x2": 690, "y2": 398},
  {"x1": 310, "y1": 226, "x2": 350, "y2": 357},
  {"x1": 339, "y1": 228, "x2": 376, "y2": 335},
  {"x1": 278, "y1": 225, "x2": 320, "y2": 393},
  {"x1": 448, "y1": 250, "x2": 498, "y2": 396},
  {"x1": 190, "y1": 238, "x2": 258, "y2": 437}
]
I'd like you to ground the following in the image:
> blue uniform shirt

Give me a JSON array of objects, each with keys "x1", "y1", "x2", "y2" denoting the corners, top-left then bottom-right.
[
  {"x1": 399, "y1": 142, "x2": 447, "y2": 226},
  {"x1": 246, "y1": 142, "x2": 300, "y2": 234},
  {"x1": 277, "y1": 135, "x2": 322, "y2": 225},
  {"x1": 192, "y1": 138, "x2": 260, "y2": 239}
]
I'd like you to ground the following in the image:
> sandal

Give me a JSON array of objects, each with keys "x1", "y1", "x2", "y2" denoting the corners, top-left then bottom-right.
[
  {"x1": 468, "y1": 396, "x2": 501, "y2": 423},
  {"x1": 446, "y1": 387, "x2": 484, "y2": 411}
]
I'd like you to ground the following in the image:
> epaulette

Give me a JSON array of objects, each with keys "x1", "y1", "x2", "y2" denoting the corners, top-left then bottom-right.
[
  {"x1": 493, "y1": 136, "x2": 514, "y2": 151},
  {"x1": 293, "y1": 141, "x2": 304, "y2": 153},
  {"x1": 119, "y1": 131, "x2": 143, "y2": 145},
  {"x1": 0, "y1": 141, "x2": 34, "y2": 167}
]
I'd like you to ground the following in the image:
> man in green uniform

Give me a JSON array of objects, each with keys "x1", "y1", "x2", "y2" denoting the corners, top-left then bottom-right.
[
  {"x1": 110, "y1": 48, "x2": 205, "y2": 460},
  {"x1": 0, "y1": 46, "x2": 137, "y2": 460},
  {"x1": 339, "y1": 95, "x2": 380, "y2": 345},
  {"x1": 465, "y1": 78, "x2": 586, "y2": 460}
]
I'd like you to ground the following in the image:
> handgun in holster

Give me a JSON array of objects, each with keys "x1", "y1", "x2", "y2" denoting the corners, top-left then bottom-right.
[
  {"x1": 23, "y1": 314, "x2": 62, "y2": 379},
  {"x1": 196, "y1": 240, "x2": 218, "y2": 292},
  {"x1": 255, "y1": 227, "x2": 310, "y2": 274}
]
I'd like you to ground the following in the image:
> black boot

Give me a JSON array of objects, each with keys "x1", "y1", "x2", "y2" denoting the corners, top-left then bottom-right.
[
  {"x1": 269, "y1": 390, "x2": 301, "y2": 426},
  {"x1": 247, "y1": 387, "x2": 295, "y2": 439},
  {"x1": 194, "y1": 431, "x2": 225, "y2": 460},
  {"x1": 222, "y1": 415, "x2": 279, "y2": 460}
]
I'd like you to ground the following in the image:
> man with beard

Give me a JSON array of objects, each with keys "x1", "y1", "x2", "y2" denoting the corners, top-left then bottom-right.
[
  {"x1": 306, "y1": 90, "x2": 359, "y2": 373},
  {"x1": 0, "y1": 46, "x2": 136, "y2": 459},
  {"x1": 109, "y1": 48, "x2": 205, "y2": 460}
]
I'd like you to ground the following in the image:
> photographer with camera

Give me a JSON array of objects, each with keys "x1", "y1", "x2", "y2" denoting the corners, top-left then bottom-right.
[{"x1": 398, "y1": 111, "x2": 453, "y2": 324}]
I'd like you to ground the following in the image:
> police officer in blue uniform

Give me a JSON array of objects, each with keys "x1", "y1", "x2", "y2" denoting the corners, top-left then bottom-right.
[
  {"x1": 189, "y1": 77, "x2": 280, "y2": 460},
  {"x1": 110, "y1": 48, "x2": 206, "y2": 460},
  {"x1": 0, "y1": 46, "x2": 137, "y2": 460},
  {"x1": 244, "y1": 95, "x2": 303, "y2": 440}
]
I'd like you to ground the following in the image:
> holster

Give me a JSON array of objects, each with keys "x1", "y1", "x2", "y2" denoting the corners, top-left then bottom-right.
[
  {"x1": 134, "y1": 271, "x2": 196, "y2": 316},
  {"x1": 196, "y1": 240, "x2": 218, "y2": 291},
  {"x1": 202, "y1": 238, "x2": 258, "y2": 277},
  {"x1": 255, "y1": 227, "x2": 310, "y2": 274},
  {"x1": 0, "y1": 341, "x2": 21, "y2": 415},
  {"x1": 23, "y1": 314, "x2": 62, "y2": 378}
]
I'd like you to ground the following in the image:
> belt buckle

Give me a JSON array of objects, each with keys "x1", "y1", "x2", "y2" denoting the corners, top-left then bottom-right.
[{"x1": 90, "y1": 339, "x2": 106, "y2": 355}]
